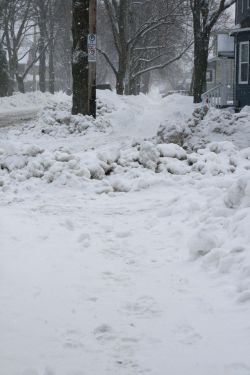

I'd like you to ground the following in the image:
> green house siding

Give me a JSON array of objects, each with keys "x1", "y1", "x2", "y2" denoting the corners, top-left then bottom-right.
[
  {"x1": 235, "y1": 31, "x2": 250, "y2": 107},
  {"x1": 236, "y1": 0, "x2": 250, "y2": 25}
]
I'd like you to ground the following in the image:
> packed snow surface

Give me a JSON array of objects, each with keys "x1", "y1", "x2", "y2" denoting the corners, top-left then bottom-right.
[{"x1": 1, "y1": 91, "x2": 250, "y2": 375}]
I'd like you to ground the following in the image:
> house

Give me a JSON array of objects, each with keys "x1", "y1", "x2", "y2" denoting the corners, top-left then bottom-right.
[
  {"x1": 204, "y1": 31, "x2": 235, "y2": 107},
  {"x1": 231, "y1": 0, "x2": 250, "y2": 108}
]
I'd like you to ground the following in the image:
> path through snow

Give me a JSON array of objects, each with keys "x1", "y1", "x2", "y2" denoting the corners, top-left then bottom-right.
[{"x1": 1, "y1": 186, "x2": 250, "y2": 375}]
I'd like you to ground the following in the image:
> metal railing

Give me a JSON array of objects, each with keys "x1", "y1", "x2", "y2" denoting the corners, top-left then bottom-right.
[{"x1": 201, "y1": 84, "x2": 223, "y2": 107}]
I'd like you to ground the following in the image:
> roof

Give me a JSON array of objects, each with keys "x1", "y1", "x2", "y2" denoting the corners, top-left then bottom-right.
[{"x1": 230, "y1": 27, "x2": 250, "y2": 35}]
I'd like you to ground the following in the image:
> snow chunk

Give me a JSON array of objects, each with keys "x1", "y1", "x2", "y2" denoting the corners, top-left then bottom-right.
[
  {"x1": 1, "y1": 155, "x2": 27, "y2": 171},
  {"x1": 158, "y1": 157, "x2": 190, "y2": 175},
  {"x1": 157, "y1": 122, "x2": 189, "y2": 146},
  {"x1": 54, "y1": 151, "x2": 74, "y2": 162},
  {"x1": 89, "y1": 164, "x2": 106, "y2": 180},
  {"x1": 224, "y1": 177, "x2": 250, "y2": 209},
  {"x1": 139, "y1": 141, "x2": 159, "y2": 171},
  {"x1": 208, "y1": 141, "x2": 236, "y2": 155},
  {"x1": 157, "y1": 143, "x2": 187, "y2": 160},
  {"x1": 110, "y1": 178, "x2": 131, "y2": 193},
  {"x1": 189, "y1": 229, "x2": 218, "y2": 260},
  {"x1": 22, "y1": 145, "x2": 44, "y2": 157}
]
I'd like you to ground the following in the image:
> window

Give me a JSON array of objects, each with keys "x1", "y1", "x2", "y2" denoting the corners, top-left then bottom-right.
[
  {"x1": 248, "y1": 0, "x2": 250, "y2": 8},
  {"x1": 239, "y1": 42, "x2": 249, "y2": 84},
  {"x1": 206, "y1": 69, "x2": 214, "y2": 83},
  {"x1": 242, "y1": 0, "x2": 244, "y2": 13}
]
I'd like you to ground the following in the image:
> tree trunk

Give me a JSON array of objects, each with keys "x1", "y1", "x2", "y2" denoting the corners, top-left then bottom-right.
[
  {"x1": 141, "y1": 72, "x2": 150, "y2": 94},
  {"x1": 8, "y1": 57, "x2": 16, "y2": 96},
  {"x1": 72, "y1": 0, "x2": 89, "y2": 115},
  {"x1": 117, "y1": 0, "x2": 129, "y2": 95},
  {"x1": 49, "y1": 42, "x2": 55, "y2": 94},
  {"x1": 39, "y1": 34, "x2": 46, "y2": 92},
  {"x1": 116, "y1": 71, "x2": 125, "y2": 95},
  {"x1": 0, "y1": 43, "x2": 9, "y2": 97},
  {"x1": 48, "y1": 0, "x2": 55, "y2": 94},
  {"x1": 38, "y1": 8, "x2": 47, "y2": 93},
  {"x1": 129, "y1": 78, "x2": 139, "y2": 95},
  {"x1": 16, "y1": 74, "x2": 25, "y2": 93},
  {"x1": 193, "y1": 33, "x2": 209, "y2": 103},
  {"x1": 189, "y1": 68, "x2": 194, "y2": 96}
]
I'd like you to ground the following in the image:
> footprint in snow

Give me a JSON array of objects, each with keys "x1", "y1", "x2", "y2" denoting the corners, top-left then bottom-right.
[
  {"x1": 173, "y1": 324, "x2": 202, "y2": 345},
  {"x1": 115, "y1": 230, "x2": 132, "y2": 238},
  {"x1": 63, "y1": 329, "x2": 85, "y2": 350},
  {"x1": 22, "y1": 370, "x2": 55, "y2": 375},
  {"x1": 22, "y1": 371, "x2": 39, "y2": 375},
  {"x1": 225, "y1": 362, "x2": 250, "y2": 375},
  {"x1": 62, "y1": 219, "x2": 75, "y2": 231},
  {"x1": 78, "y1": 233, "x2": 90, "y2": 243},
  {"x1": 43, "y1": 368, "x2": 55, "y2": 375},
  {"x1": 237, "y1": 291, "x2": 250, "y2": 304},
  {"x1": 93, "y1": 324, "x2": 116, "y2": 342},
  {"x1": 93, "y1": 323, "x2": 112, "y2": 335},
  {"x1": 64, "y1": 339, "x2": 84, "y2": 349},
  {"x1": 125, "y1": 296, "x2": 161, "y2": 318}
]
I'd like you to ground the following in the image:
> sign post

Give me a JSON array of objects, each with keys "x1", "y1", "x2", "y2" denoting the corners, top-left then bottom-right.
[{"x1": 88, "y1": 34, "x2": 96, "y2": 62}]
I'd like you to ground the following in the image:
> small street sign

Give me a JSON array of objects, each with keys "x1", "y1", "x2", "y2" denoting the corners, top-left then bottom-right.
[{"x1": 88, "y1": 34, "x2": 96, "y2": 62}]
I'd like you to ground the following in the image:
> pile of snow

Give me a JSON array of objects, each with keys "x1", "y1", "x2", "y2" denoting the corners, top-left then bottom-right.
[
  {"x1": 97, "y1": 90, "x2": 194, "y2": 141},
  {"x1": 0, "y1": 92, "x2": 195, "y2": 193},
  {"x1": 186, "y1": 106, "x2": 250, "y2": 150},
  {"x1": 37, "y1": 98, "x2": 112, "y2": 137},
  {"x1": 0, "y1": 91, "x2": 70, "y2": 114},
  {"x1": 189, "y1": 171, "x2": 250, "y2": 304}
]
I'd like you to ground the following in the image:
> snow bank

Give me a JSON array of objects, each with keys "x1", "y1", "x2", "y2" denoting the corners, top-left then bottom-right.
[
  {"x1": 0, "y1": 91, "x2": 70, "y2": 114},
  {"x1": 186, "y1": 106, "x2": 250, "y2": 150}
]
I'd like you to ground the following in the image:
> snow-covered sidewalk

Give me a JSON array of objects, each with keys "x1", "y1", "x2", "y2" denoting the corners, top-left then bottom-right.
[{"x1": 1, "y1": 91, "x2": 250, "y2": 375}]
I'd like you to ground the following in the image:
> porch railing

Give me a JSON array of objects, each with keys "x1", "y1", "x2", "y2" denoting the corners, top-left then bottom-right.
[
  {"x1": 202, "y1": 83, "x2": 234, "y2": 108},
  {"x1": 201, "y1": 84, "x2": 223, "y2": 107}
]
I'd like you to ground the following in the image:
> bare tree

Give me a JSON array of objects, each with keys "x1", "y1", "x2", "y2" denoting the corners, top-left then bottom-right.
[
  {"x1": 190, "y1": 0, "x2": 235, "y2": 103},
  {"x1": 98, "y1": 0, "x2": 192, "y2": 95},
  {"x1": 53, "y1": 0, "x2": 72, "y2": 93},
  {"x1": 1, "y1": 0, "x2": 36, "y2": 94},
  {"x1": 35, "y1": 0, "x2": 48, "y2": 92}
]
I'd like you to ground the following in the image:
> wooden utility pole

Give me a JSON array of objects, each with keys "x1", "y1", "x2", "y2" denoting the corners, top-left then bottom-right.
[{"x1": 88, "y1": 0, "x2": 97, "y2": 117}]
